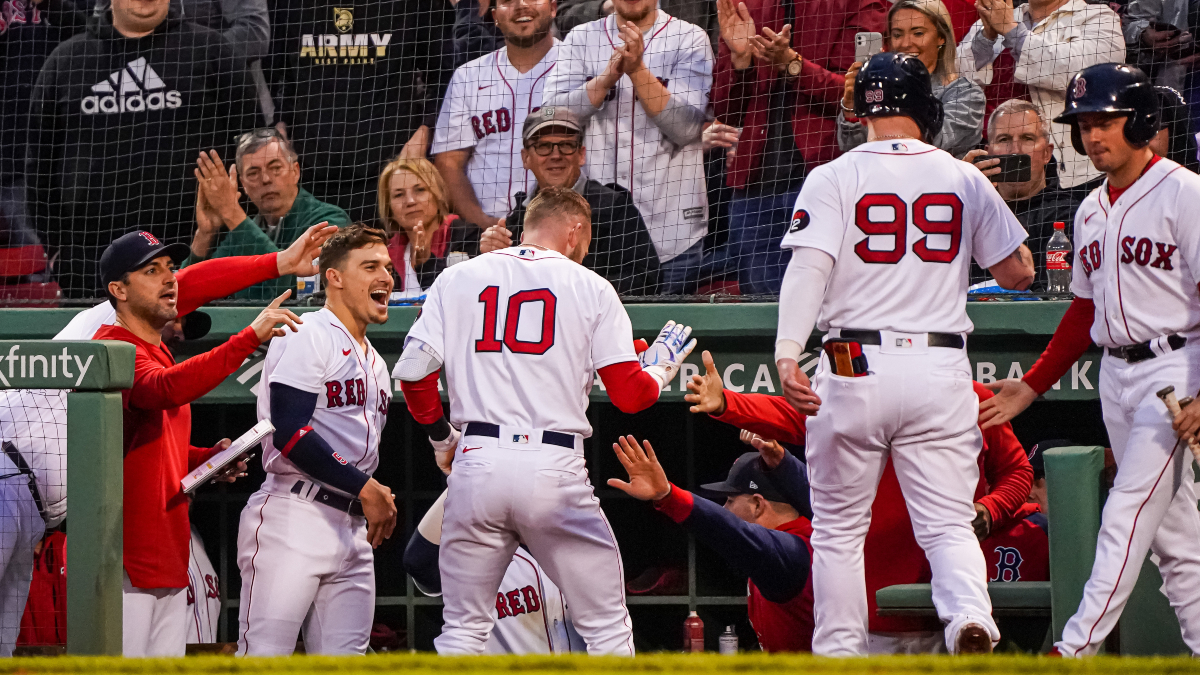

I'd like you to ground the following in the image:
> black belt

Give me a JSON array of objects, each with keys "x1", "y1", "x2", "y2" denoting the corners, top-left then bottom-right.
[
  {"x1": 1107, "y1": 334, "x2": 1186, "y2": 364},
  {"x1": 1, "y1": 441, "x2": 46, "y2": 522},
  {"x1": 291, "y1": 480, "x2": 364, "y2": 517},
  {"x1": 464, "y1": 422, "x2": 576, "y2": 450},
  {"x1": 836, "y1": 329, "x2": 965, "y2": 349}
]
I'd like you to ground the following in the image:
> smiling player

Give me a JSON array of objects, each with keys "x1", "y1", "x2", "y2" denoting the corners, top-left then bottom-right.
[{"x1": 236, "y1": 224, "x2": 398, "y2": 655}]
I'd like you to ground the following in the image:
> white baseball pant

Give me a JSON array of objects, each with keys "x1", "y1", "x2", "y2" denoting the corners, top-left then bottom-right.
[
  {"x1": 805, "y1": 333, "x2": 998, "y2": 656},
  {"x1": 0, "y1": 473, "x2": 42, "y2": 656},
  {"x1": 1057, "y1": 345, "x2": 1200, "y2": 656},
  {"x1": 122, "y1": 573, "x2": 187, "y2": 657},
  {"x1": 236, "y1": 476, "x2": 375, "y2": 656},
  {"x1": 435, "y1": 427, "x2": 633, "y2": 656}
]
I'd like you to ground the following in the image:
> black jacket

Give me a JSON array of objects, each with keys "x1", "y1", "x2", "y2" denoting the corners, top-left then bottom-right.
[
  {"x1": 506, "y1": 179, "x2": 661, "y2": 296},
  {"x1": 25, "y1": 8, "x2": 256, "y2": 298},
  {"x1": 266, "y1": 0, "x2": 454, "y2": 221},
  {"x1": 969, "y1": 182, "x2": 1081, "y2": 291}
]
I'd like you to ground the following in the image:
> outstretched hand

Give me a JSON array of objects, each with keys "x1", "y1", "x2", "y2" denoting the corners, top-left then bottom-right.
[
  {"x1": 607, "y1": 435, "x2": 671, "y2": 501},
  {"x1": 979, "y1": 378, "x2": 1038, "y2": 429},
  {"x1": 250, "y1": 290, "x2": 303, "y2": 342},
  {"x1": 740, "y1": 430, "x2": 785, "y2": 469},
  {"x1": 685, "y1": 350, "x2": 726, "y2": 415},
  {"x1": 277, "y1": 222, "x2": 339, "y2": 277}
]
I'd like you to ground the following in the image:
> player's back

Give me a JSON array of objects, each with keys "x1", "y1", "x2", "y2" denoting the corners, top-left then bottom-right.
[
  {"x1": 783, "y1": 139, "x2": 1026, "y2": 335},
  {"x1": 410, "y1": 247, "x2": 636, "y2": 437}
]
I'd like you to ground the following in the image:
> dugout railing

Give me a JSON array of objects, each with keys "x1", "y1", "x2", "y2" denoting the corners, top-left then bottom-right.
[{"x1": 0, "y1": 301, "x2": 1133, "y2": 652}]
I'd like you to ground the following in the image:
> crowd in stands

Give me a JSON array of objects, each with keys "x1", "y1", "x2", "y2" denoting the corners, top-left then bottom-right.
[{"x1": 2, "y1": 0, "x2": 1198, "y2": 302}]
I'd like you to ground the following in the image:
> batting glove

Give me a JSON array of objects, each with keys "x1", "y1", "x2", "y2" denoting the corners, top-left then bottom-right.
[
  {"x1": 431, "y1": 425, "x2": 460, "y2": 476},
  {"x1": 640, "y1": 320, "x2": 697, "y2": 389}
]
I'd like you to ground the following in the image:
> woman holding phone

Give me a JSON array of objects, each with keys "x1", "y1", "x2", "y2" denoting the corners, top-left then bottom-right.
[{"x1": 837, "y1": 0, "x2": 985, "y2": 157}]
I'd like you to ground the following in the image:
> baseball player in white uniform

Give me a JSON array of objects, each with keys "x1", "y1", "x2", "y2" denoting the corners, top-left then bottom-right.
[
  {"x1": 187, "y1": 525, "x2": 221, "y2": 644},
  {"x1": 981, "y1": 63, "x2": 1200, "y2": 657},
  {"x1": 403, "y1": 491, "x2": 586, "y2": 654},
  {"x1": 774, "y1": 53, "x2": 1033, "y2": 656},
  {"x1": 432, "y1": 0, "x2": 560, "y2": 227},
  {"x1": 394, "y1": 187, "x2": 695, "y2": 655},
  {"x1": 545, "y1": 0, "x2": 712, "y2": 292},
  {"x1": 236, "y1": 225, "x2": 398, "y2": 656}
]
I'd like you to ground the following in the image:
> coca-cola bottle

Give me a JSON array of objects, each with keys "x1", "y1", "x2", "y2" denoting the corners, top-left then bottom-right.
[
  {"x1": 683, "y1": 611, "x2": 704, "y2": 652},
  {"x1": 1045, "y1": 221, "x2": 1072, "y2": 295}
]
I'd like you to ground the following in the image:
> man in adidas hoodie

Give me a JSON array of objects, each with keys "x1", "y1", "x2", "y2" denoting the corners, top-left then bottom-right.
[{"x1": 25, "y1": 0, "x2": 257, "y2": 299}]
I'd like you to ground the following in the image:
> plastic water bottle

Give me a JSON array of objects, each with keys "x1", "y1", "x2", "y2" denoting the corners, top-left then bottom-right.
[
  {"x1": 718, "y1": 625, "x2": 738, "y2": 655},
  {"x1": 1045, "y1": 222, "x2": 1072, "y2": 295},
  {"x1": 683, "y1": 611, "x2": 704, "y2": 652}
]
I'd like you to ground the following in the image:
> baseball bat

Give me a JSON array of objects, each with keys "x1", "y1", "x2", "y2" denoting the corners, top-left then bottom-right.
[{"x1": 1156, "y1": 386, "x2": 1200, "y2": 463}]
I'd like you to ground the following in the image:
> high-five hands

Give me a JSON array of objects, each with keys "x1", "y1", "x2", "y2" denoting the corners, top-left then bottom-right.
[
  {"x1": 358, "y1": 478, "x2": 397, "y2": 548},
  {"x1": 640, "y1": 320, "x2": 698, "y2": 389},
  {"x1": 978, "y1": 378, "x2": 1038, "y2": 429},
  {"x1": 250, "y1": 290, "x2": 304, "y2": 342},
  {"x1": 608, "y1": 435, "x2": 671, "y2": 501},
  {"x1": 740, "y1": 429, "x2": 785, "y2": 469},
  {"x1": 277, "y1": 222, "x2": 339, "y2": 277},
  {"x1": 684, "y1": 350, "x2": 726, "y2": 415}
]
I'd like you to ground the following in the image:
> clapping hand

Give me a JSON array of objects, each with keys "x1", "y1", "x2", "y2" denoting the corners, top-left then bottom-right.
[
  {"x1": 717, "y1": 0, "x2": 756, "y2": 70},
  {"x1": 976, "y1": 0, "x2": 1017, "y2": 39},
  {"x1": 750, "y1": 24, "x2": 795, "y2": 72}
]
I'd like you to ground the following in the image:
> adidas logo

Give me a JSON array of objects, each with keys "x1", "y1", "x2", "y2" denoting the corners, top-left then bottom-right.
[{"x1": 81, "y1": 57, "x2": 182, "y2": 115}]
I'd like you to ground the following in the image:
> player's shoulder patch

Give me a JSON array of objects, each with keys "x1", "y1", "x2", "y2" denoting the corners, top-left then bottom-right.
[{"x1": 789, "y1": 209, "x2": 810, "y2": 233}]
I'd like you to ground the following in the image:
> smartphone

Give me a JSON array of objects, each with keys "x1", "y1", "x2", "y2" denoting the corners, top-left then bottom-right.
[
  {"x1": 977, "y1": 153, "x2": 1032, "y2": 183},
  {"x1": 855, "y1": 32, "x2": 884, "y2": 64}
]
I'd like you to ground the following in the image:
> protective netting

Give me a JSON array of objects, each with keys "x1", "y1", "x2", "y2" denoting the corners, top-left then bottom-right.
[
  {"x1": 0, "y1": 389, "x2": 67, "y2": 651},
  {"x1": 1, "y1": 0, "x2": 1196, "y2": 304}
]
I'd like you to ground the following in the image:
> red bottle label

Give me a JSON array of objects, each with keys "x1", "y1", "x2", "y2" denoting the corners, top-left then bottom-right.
[{"x1": 1046, "y1": 250, "x2": 1071, "y2": 270}]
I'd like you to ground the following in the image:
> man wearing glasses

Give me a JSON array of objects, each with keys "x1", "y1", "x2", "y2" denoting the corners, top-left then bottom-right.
[
  {"x1": 481, "y1": 107, "x2": 660, "y2": 294},
  {"x1": 184, "y1": 129, "x2": 352, "y2": 300}
]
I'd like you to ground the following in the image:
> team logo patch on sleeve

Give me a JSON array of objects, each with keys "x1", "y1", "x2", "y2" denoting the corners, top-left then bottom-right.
[{"x1": 789, "y1": 210, "x2": 810, "y2": 233}]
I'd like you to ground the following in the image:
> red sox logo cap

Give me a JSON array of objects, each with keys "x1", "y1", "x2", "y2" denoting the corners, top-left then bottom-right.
[{"x1": 1073, "y1": 77, "x2": 1086, "y2": 100}]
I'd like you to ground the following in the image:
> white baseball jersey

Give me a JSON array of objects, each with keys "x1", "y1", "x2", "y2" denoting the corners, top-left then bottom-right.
[
  {"x1": 401, "y1": 247, "x2": 638, "y2": 437},
  {"x1": 186, "y1": 526, "x2": 220, "y2": 644},
  {"x1": 1070, "y1": 158, "x2": 1200, "y2": 348},
  {"x1": 485, "y1": 549, "x2": 585, "y2": 654},
  {"x1": 781, "y1": 139, "x2": 1027, "y2": 334},
  {"x1": 0, "y1": 302, "x2": 116, "y2": 529},
  {"x1": 545, "y1": 12, "x2": 712, "y2": 262},
  {"x1": 256, "y1": 307, "x2": 391, "y2": 490},
  {"x1": 432, "y1": 41, "x2": 561, "y2": 220}
]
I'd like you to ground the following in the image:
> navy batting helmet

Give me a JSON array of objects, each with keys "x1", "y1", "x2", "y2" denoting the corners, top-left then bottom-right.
[
  {"x1": 853, "y1": 52, "x2": 944, "y2": 143},
  {"x1": 1054, "y1": 63, "x2": 1160, "y2": 155}
]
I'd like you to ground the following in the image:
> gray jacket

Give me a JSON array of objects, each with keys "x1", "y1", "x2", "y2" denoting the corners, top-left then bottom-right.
[
  {"x1": 836, "y1": 74, "x2": 985, "y2": 158},
  {"x1": 1123, "y1": 0, "x2": 1187, "y2": 43}
]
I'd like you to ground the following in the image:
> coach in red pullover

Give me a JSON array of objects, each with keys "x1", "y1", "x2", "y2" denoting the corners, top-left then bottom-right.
[
  {"x1": 686, "y1": 351, "x2": 1035, "y2": 647},
  {"x1": 91, "y1": 226, "x2": 330, "y2": 656}
]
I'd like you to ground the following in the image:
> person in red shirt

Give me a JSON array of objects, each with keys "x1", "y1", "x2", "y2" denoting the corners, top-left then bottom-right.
[
  {"x1": 92, "y1": 229, "x2": 318, "y2": 657},
  {"x1": 685, "y1": 350, "x2": 1035, "y2": 652},
  {"x1": 608, "y1": 435, "x2": 814, "y2": 652}
]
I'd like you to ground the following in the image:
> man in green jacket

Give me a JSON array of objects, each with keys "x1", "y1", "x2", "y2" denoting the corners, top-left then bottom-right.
[{"x1": 186, "y1": 128, "x2": 351, "y2": 300}]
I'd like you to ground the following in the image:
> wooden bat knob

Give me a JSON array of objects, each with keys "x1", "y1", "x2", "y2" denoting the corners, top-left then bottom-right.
[{"x1": 1158, "y1": 385, "x2": 1177, "y2": 400}]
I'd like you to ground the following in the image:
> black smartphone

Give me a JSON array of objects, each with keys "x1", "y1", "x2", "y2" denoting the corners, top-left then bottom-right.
[{"x1": 977, "y1": 153, "x2": 1032, "y2": 183}]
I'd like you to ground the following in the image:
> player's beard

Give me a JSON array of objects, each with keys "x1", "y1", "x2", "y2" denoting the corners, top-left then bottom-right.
[{"x1": 504, "y1": 15, "x2": 552, "y2": 49}]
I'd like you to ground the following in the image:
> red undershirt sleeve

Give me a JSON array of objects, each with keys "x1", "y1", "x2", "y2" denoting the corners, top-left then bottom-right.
[
  {"x1": 598, "y1": 361, "x2": 661, "y2": 414},
  {"x1": 715, "y1": 391, "x2": 807, "y2": 446},
  {"x1": 400, "y1": 370, "x2": 445, "y2": 425},
  {"x1": 652, "y1": 484, "x2": 695, "y2": 523},
  {"x1": 127, "y1": 327, "x2": 262, "y2": 410},
  {"x1": 1022, "y1": 297, "x2": 1095, "y2": 395},
  {"x1": 176, "y1": 253, "x2": 280, "y2": 315}
]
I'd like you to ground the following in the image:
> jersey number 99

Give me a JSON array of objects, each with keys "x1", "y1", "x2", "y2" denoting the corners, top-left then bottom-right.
[
  {"x1": 475, "y1": 286, "x2": 558, "y2": 355},
  {"x1": 854, "y1": 193, "x2": 963, "y2": 264}
]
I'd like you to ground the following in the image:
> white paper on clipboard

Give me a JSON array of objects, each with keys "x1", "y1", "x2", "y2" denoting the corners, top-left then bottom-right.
[{"x1": 181, "y1": 419, "x2": 274, "y2": 493}]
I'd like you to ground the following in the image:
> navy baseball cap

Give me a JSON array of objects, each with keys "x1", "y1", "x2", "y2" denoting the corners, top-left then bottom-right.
[
  {"x1": 699, "y1": 452, "x2": 787, "y2": 502},
  {"x1": 99, "y1": 231, "x2": 190, "y2": 286},
  {"x1": 1029, "y1": 439, "x2": 1074, "y2": 480}
]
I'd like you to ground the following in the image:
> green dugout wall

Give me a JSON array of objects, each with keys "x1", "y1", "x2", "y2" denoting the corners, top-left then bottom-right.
[{"x1": 0, "y1": 301, "x2": 1180, "y2": 653}]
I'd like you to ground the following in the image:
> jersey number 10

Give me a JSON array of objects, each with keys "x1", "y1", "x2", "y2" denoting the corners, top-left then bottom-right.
[
  {"x1": 855, "y1": 193, "x2": 962, "y2": 264},
  {"x1": 475, "y1": 286, "x2": 558, "y2": 355}
]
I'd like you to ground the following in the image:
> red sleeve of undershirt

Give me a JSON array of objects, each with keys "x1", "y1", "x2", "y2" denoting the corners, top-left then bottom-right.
[
  {"x1": 1021, "y1": 297, "x2": 1096, "y2": 395},
  {"x1": 176, "y1": 253, "x2": 280, "y2": 315},
  {"x1": 714, "y1": 391, "x2": 807, "y2": 446},
  {"x1": 975, "y1": 385, "x2": 1034, "y2": 528},
  {"x1": 128, "y1": 327, "x2": 262, "y2": 410},
  {"x1": 598, "y1": 361, "x2": 661, "y2": 414},
  {"x1": 652, "y1": 484, "x2": 695, "y2": 523},
  {"x1": 400, "y1": 371, "x2": 445, "y2": 424}
]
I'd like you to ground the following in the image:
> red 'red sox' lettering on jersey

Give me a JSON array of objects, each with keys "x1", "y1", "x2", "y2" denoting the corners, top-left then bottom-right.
[
  {"x1": 471, "y1": 108, "x2": 513, "y2": 140},
  {"x1": 495, "y1": 585, "x2": 542, "y2": 618},
  {"x1": 325, "y1": 378, "x2": 366, "y2": 407},
  {"x1": 1070, "y1": 159, "x2": 1200, "y2": 347},
  {"x1": 1119, "y1": 237, "x2": 1177, "y2": 270}
]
